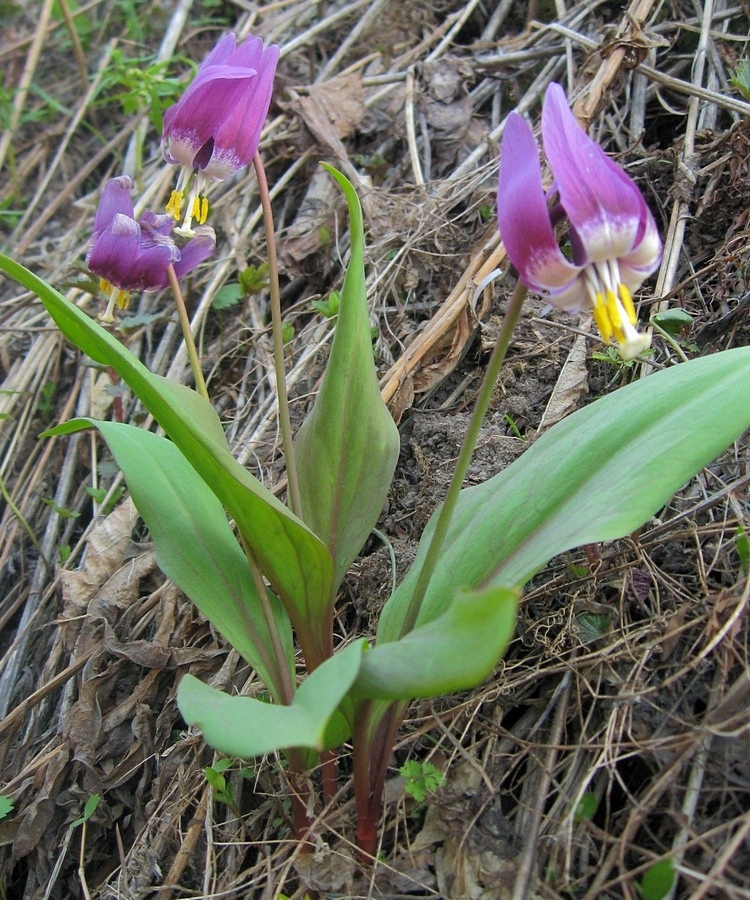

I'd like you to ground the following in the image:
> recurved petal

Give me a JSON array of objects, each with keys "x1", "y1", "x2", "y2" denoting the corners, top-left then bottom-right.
[
  {"x1": 173, "y1": 226, "x2": 216, "y2": 280},
  {"x1": 87, "y1": 213, "x2": 141, "y2": 286},
  {"x1": 541, "y1": 84, "x2": 650, "y2": 262},
  {"x1": 498, "y1": 112, "x2": 580, "y2": 297},
  {"x1": 93, "y1": 176, "x2": 135, "y2": 234}
]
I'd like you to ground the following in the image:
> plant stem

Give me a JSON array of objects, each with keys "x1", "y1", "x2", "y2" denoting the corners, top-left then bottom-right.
[
  {"x1": 253, "y1": 152, "x2": 302, "y2": 518},
  {"x1": 167, "y1": 263, "x2": 209, "y2": 401},
  {"x1": 399, "y1": 280, "x2": 528, "y2": 638}
]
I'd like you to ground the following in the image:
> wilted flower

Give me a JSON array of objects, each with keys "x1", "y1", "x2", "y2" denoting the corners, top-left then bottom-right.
[
  {"x1": 161, "y1": 33, "x2": 280, "y2": 235},
  {"x1": 497, "y1": 83, "x2": 662, "y2": 360},
  {"x1": 87, "y1": 176, "x2": 215, "y2": 323}
]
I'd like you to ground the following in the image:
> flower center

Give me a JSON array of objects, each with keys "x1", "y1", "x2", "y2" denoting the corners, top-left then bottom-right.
[
  {"x1": 584, "y1": 260, "x2": 651, "y2": 361},
  {"x1": 167, "y1": 169, "x2": 210, "y2": 237}
]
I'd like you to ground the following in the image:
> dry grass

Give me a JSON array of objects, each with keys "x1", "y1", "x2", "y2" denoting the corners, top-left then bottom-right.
[{"x1": 1, "y1": 0, "x2": 750, "y2": 897}]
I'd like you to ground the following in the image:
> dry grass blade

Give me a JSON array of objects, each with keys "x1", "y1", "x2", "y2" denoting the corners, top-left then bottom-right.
[{"x1": 1, "y1": 0, "x2": 750, "y2": 897}]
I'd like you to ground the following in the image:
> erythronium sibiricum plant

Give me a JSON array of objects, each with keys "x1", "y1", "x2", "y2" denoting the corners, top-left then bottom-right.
[
  {"x1": 498, "y1": 82, "x2": 662, "y2": 360},
  {"x1": 3, "y1": 53, "x2": 750, "y2": 866},
  {"x1": 161, "y1": 33, "x2": 280, "y2": 236}
]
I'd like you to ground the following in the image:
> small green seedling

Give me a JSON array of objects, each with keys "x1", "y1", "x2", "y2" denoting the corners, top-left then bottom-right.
[
  {"x1": 735, "y1": 524, "x2": 749, "y2": 575},
  {"x1": 400, "y1": 760, "x2": 445, "y2": 804},
  {"x1": 213, "y1": 264, "x2": 270, "y2": 310},
  {"x1": 730, "y1": 59, "x2": 750, "y2": 102},
  {"x1": 205, "y1": 759, "x2": 239, "y2": 815},
  {"x1": 71, "y1": 794, "x2": 100, "y2": 828},
  {"x1": 639, "y1": 858, "x2": 676, "y2": 900},
  {"x1": 311, "y1": 290, "x2": 340, "y2": 319},
  {"x1": 573, "y1": 791, "x2": 597, "y2": 823},
  {"x1": 0, "y1": 796, "x2": 14, "y2": 822}
]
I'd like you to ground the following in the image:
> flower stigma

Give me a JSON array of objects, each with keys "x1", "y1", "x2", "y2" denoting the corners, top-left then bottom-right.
[
  {"x1": 98, "y1": 278, "x2": 130, "y2": 324},
  {"x1": 584, "y1": 260, "x2": 651, "y2": 361}
]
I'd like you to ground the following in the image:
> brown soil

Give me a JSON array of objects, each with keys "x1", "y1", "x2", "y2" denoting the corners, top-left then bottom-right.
[{"x1": 2, "y1": 1, "x2": 750, "y2": 898}]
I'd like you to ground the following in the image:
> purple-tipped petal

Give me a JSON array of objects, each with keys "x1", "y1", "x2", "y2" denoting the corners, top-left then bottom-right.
[
  {"x1": 498, "y1": 112, "x2": 580, "y2": 299},
  {"x1": 161, "y1": 33, "x2": 279, "y2": 182},
  {"x1": 173, "y1": 226, "x2": 216, "y2": 280},
  {"x1": 92, "y1": 176, "x2": 135, "y2": 233},
  {"x1": 541, "y1": 84, "x2": 651, "y2": 263},
  {"x1": 88, "y1": 214, "x2": 178, "y2": 292}
]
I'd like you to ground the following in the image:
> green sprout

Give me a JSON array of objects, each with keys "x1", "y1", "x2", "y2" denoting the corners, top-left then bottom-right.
[{"x1": 400, "y1": 760, "x2": 445, "y2": 804}]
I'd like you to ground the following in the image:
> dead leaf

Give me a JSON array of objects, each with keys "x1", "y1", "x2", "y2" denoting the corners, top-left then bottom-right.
[
  {"x1": 537, "y1": 330, "x2": 589, "y2": 433},
  {"x1": 59, "y1": 499, "x2": 140, "y2": 615},
  {"x1": 293, "y1": 72, "x2": 365, "y2": 154}
]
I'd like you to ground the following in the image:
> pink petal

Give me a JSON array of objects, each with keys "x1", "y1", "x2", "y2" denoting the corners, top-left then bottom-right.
[
  {"x1": 93, "y1": 176, "x2": 135, "y2": 233},
  {"x1": 541, "y1": 84, "x2": 650, "y2": 263},
  {"x1": 498, "y1": 112, "x2": 580, "y2": 297}
]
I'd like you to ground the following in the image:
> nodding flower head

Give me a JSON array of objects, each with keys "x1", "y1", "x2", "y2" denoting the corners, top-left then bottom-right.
[
  {"x1": 87, "y1": 176, "x2": 215, "y2": 323},
  {"x1": 497, "y1": 83, "x2": 662, "y2": 360},
  {"x1": 161, "y1": 33, "x2": 280, "y2": 236}
]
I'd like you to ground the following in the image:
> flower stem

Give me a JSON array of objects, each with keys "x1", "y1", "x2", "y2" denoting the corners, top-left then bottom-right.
[
  {"x1": 253, "y1": 152, "x2": 302, "y2": 518},
  {"x1": 399, "y1": 280, "x2": 528, "y2": 638},
  {"x1": 167, "y1": 263, "x2": 209, "y2": 401}
]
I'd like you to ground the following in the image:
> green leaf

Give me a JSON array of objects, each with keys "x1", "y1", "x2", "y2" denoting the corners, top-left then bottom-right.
[
  {"x1": 730, "y1": 58, "x2": 750, "y2": 101},
  {"x1": 353, "y1": 585, "x2": 518, "y2": 699},
  {"x1": 639, "y1": 858, "x2": 676, "y2": 900},
  {"x1": 378, "y1": 348, "x2": 750, "y2": 640},
  {"x1": 71, "y1": 793, "x2": 100, "y2": 828},
  {"x1": 651, "y1": 308, "x2": 693, "y2": 337},
  {"x1": 49, "y1": 421, "x2": 293, "y2": 699},
  {"x1": 0, "y1": 253, "x2": 334, "y2": 667},
  {"x1": 574, "y1": 791, "x2": 598, "y2": 822},
  {"x1": 294, "y1": 166, "x2": 400, "y2": 591},
  {"x1": 0, "y1": 796, "x2": 14, "y2": 821},
  {"x1": 178, "y1": 639, "x2": 367, "y2": 758},
  {"x1": 400, "y1": 760, "x2": 445, "y2": 803},
  {"x1": 212, "y1": 283, "x2": 244, "y2": 310}
]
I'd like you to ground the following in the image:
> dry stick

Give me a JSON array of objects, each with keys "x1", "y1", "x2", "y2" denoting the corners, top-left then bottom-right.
[
  {"x1": 166, "y1": 264, "x2": 210, "y2": 401},
  {"x1": 512, "y1": 671, "x2": 572, "y2": 900},
  {"x1": 253, "y1": 152, "x2": 302, "y2": 518},
  {"x1": 0, "y1": 0, "x2": 55, "y2": 174},
  {"x1": 399, "y1": 280, "x2": 528, "y2": 638},
  {"x1": 162, "y1": 788, "x2": 209, "y2": 891},
  {"x1": 56, "y1": 0, "x2": 88, "y2": 90}
]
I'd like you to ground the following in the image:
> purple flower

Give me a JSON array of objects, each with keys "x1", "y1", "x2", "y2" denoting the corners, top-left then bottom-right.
[
  {"x1": 87, "y1": 176, "x2": 215, "y2": 322},
  {"x1": 497, "y1": 83, "x2": 662, "y2": 360},
  {"x1": 161, "y1": 33, "x2": 280, "y2": 235}
]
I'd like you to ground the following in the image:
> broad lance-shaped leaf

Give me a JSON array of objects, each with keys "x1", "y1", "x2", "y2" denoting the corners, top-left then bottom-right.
[
  {"x1": 378, "y1": 347, "x2": 750, "y2": 642},
  {"x1": 46, "y1": 420, "x2": 294, "y2": 700},
  {"x1": 0, "y1": 253, "x2": 334, "y2": 667},
  {"x1": 178, "y1": 639, "x2": 367, "y2": 758},
  {"x1": 294, "y1": 165, "x2": 400, "y2": 593},
  {"x1": 352, "y1": 586, "x2": 518, "y2": 700}
]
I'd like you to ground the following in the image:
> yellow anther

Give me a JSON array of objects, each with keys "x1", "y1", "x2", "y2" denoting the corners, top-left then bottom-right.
[
  {"x1": 605, "y1": 289, "x2": 622, "y2": 327},
  {"x1": 166, "y1": 189, "x2": 184, "y2": 221},
  {"x1": 99, "y1": 278, "x2": 111, "y2": 293},
  {"x1": 116, "y1": 289, "x2": 130, "y2": 310},
  {"x1": 592, "y1": 292, "x2": 613, "y2": 342},
  {"x1": 618, "y1": 284, "x2": 637, "y2": 325},
  {"x1": 191, "y1": 195, "x2": 209, "y2": 225}
]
